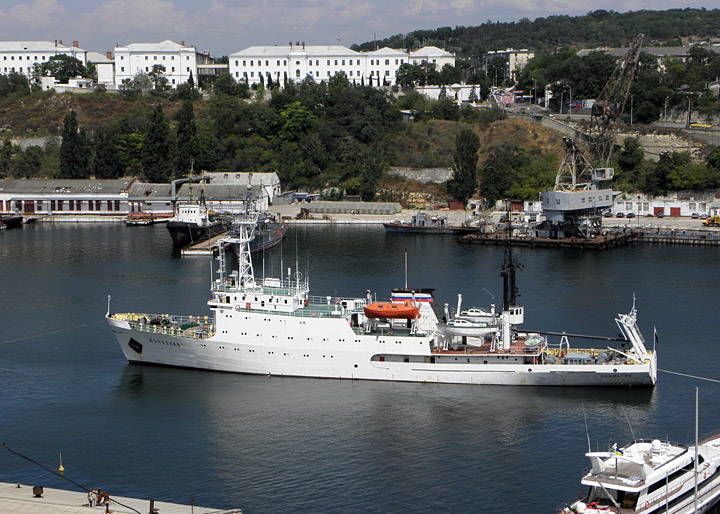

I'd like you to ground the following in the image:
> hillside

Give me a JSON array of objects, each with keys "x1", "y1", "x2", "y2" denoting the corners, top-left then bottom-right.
[
  {"x1": 0, "y1": 92, "x2": 187, "y2": 137},
  {"x1": 353, "y1": 8, "x2": 720, "y2": 58}
]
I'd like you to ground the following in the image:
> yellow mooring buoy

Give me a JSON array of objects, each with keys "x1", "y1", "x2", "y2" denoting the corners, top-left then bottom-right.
[{"x1": 58, "y1": 452, "x2": 64, "y2": 476}]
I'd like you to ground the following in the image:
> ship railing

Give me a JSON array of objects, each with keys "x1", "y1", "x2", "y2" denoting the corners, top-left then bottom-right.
[
  {"x1": 212, "y1": 277, "x2": 310, "y2": 296},
  {"x1": 111, "y1": 313, "x2": 215, "y2": 339},
  {"x1": 544, "y1": 346, "x2": 653, "y2": 365},
  {"x1": 307, "y1": 295, "x2": 367, "y2": 307}
]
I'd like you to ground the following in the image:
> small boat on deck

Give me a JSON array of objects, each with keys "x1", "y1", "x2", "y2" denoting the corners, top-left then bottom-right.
[
  {"x1": 444, "y1": 317, "x2": 498, "y2": 338},
  {"x1": 364, "y1": 301, "x2": 420, "y2": 319}
]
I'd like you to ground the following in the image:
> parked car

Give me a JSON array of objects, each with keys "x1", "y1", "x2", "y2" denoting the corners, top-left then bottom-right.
[
  {"x1": 657, "y1": 212, "x2": 665, "y2": 218},
  {"x1": 627, "y1": 212, "x2": 636, "y2": 218},
  {"x1": 691, "y1": 212, "x2": 700, "y2": 219},
  {"x1": 700, "y1": 214, "x2": 708, "y2": 219},
  {"x1": 616, "y1": 212, "x2": 625, "y2": 218},
  {"x1": 603, "y1": 211, "x2": 613, "y2": 218},
  {"x1": 645, "y1": 212, "x2": 653, "y2": 217}
]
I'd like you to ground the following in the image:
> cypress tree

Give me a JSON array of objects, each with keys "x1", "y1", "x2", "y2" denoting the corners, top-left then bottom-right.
[
  {"x1": 142, "y1": 105, "x2": 172, "y2": 183},
  {"x1": 175, "y1": 99, "x2": 198, "y2": 174},
  {"x1": 94, "y1": 127, "x2": 124, "y2": 179},
  {"x1": 447, "y1": 129, "x2": 480, "y2": 206},
  {"x1": 60, "y1": 110, "x2": 91, "y2": 178}
]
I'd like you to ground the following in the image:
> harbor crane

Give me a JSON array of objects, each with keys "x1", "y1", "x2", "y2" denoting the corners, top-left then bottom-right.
[{"x1": 589, "y1": 33, "x2": 645, "y2": 167}]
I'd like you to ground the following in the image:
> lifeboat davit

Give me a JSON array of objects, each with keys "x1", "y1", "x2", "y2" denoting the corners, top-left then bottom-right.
[{"x1": 363, "y1": 301, "x2": 420, "y2": 319}]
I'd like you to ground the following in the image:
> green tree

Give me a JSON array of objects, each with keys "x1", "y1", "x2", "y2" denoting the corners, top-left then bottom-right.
[
  {"x1": 618, "y1": 137, "x2": 644, "y2": 173},
  {"x1": 142, "y1": 105, "x2": 172, "y2": 182},
  {"x1": 0, "y1": 72, "x2": 30, "y2": 97},
  {"x1": 13, "y1": 146, "x2": 44, "y2": 178},
  {"x1": 94, "y1": 127, "x2": 124, "y2": 179},
  {"x1": 148, "y1": 65, "x2": 169, "y2": 91},
  {"x1": 213, "y1": 72, "x2": 239, "y2": 96},
  {"x1": 59, "y1": 111, "x2": 91, "y2": 178},
  {"x1": 175, "y1": 99, "x2": 198, "y2": 173},
  {"x1": 279, "y1": 101, "x2": 316, "y2": 141},
  {"x1": 359, "y1": 151, "x2": 385, "y2": 201},
  {"x1": 121, "y1": 73, "x2": 153, "y2": 93},
  {"x1": 0, "y1": 138, "x2": 14, "y2": 177},
  {"x1": 39, "y1": 54, "x2": 87, "y2": 83},
  {"x1": 447, "y1": 129, "x2": 480, "y2": 206}
]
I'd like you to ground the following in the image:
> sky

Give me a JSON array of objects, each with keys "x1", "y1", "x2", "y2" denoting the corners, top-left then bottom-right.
[{"x1": 0, "y1": 0, "x2": 715, "y2": 56}]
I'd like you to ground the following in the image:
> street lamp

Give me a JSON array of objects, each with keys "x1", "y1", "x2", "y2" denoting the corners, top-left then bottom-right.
[
  {"x1": 664, "y1": 97, "x2": 668, "y2": 125},
  {"x1": 569, "y1": 86, "x2": 573, "y2": 117},
  {"x1": 630, "y1": 94, "x2": 633, "y2": 125}
]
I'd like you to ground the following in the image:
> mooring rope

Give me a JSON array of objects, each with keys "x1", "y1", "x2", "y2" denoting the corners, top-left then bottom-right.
[
  {"x1": 0, "y1": 320, "x2": 104, "y2": 346},
  {"x1": 0, "y1": 443, "x2": 141, "y2": 514},
  {"x1": 658, "y1": 369, "x2": 720, "y2": 384}
]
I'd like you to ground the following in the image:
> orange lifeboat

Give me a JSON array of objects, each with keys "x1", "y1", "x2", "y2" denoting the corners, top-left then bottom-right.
[{"x1": 363, "y1": 301, "x2": 420, "y2": 319}]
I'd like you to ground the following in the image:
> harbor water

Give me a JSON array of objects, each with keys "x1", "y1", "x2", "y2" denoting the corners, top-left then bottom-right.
[{"x1": 1, "y1": 223, "x2": 719, "y2": 513}]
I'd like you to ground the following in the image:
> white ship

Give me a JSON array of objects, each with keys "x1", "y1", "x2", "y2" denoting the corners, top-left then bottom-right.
[
  {"x1": 561, "y1": 391, "x2": 720, "y2": 513},
  {"x1": 106, "y1": 213, "x2": 657, "y2": 386}
]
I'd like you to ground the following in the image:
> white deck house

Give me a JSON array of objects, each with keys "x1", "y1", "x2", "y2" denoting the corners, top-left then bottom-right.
[
  {"x1": 113, "y1": 40, "x2": 200, "y2": 88},
  {"x1": 0, "y1": 40, "x2": 86, "y2": 77}
]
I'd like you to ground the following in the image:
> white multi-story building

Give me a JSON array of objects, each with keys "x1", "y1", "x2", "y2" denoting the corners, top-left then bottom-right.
[
  {"x1": 0, "y1": 40, "x2": 86, "y2": 77},
  {"x1": 408, "y1": 46, "x2": 456, "y2": 70},
  {"x1": 484, "y1": 48, "x2": 534, "y2": 82},
  {"x1": 366, "y1": 47, "x2": 409, "y2": 86},
  {"x1": 228, "y1": 43, "x2": 446, "y2": 87},
  {"x1": 113, "y1": 40, "x2": 201, "y2": 88}
]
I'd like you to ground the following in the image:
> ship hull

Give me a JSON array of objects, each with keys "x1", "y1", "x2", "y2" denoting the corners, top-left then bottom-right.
[
  {"x1": 383, "y1": 223, "x2": 477, "y2": 235},
  {"x1": 107, "y1": 317, "x2": 656, "y2": 386},
  {"x1": 166, "y1": 221, "x2": 226, "y2": 248}
]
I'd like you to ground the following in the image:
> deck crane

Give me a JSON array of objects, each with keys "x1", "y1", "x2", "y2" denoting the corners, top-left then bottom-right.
[{"x1": 589, "y1": 33, "x2": 645, "y2": 167}]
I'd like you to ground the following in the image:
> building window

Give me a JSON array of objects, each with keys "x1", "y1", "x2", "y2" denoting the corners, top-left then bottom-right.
[
  {"x1": 235, "y1": 72, "x2": 239, "y2": 77},
  {"x1": 370, "y1": 59, "x2": 373, "y2": 65},
  {"x1": 357, "y1": 59, "x2": 360, "y2": 65},
  {"x1": 265, "y1": 60, "x2": 268, "y2": 66},
  {"x1": 283, "y1": 60, "x2": 286, "y2": 65},
  {"x1": 242, "y1": 60, "x2": 246, "y2": 66},
  {"x1": 186, "y1": 56, "x2": 189, "y2": 60},
  {"x1": 171, "y1": 66, "x2": 175, "y2": 72},
  {"x1": 341, "y1": 59, "x2": 345, "y2": 65},
  {"x1": 334, "y1": 59, "x2": 337, "y2": 65},
  {"x1": 327, "y1": 59, "x2": 330, "y2": 65},
  {"x1": 385, "y1": 70, "x2": 390, "y2": 76},
  {"x1": 250, "y1": 72, "x2": 254, "y2": 77},
  {"x1": 250, "y1": 60, "x2": 253, "y2": 66},
  {"x1": 186, "y1": 67, "x2": 189, "y2": 72},
  {"x1": 145, "y1": 56, "x2": 148, "y2": 60},
  {"x1": 145, "y1": 67, "x2": 149, "y2": 72},
  {"x1": 349, "y1": 71, "x2": 353, "y2": 76},
  {"x1": 277, "y1": 60, "x2": 280, "y2": 66},
  {"x1": 120, "y1": 66, "x2": 124, "y2": 72},
  {"x1": 154, "y1": 56, "x2": 157, "y2": 61},
  {"x1": 296, "y1": 60, "x2": 300, "y2": 65},
  {"x1": 385, "y1": 59, "x2": 389, "y2": 65}
]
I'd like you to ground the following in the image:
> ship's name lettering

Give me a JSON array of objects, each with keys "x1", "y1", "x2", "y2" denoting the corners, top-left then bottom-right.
[{"x1": 149, "y1": 337, "x2": 181, "y2": 347}]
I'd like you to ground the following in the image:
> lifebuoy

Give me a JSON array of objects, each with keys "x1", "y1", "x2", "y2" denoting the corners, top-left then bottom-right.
[
  {"x1": 234, "y1": 304, "x2": 241, "y2": 311},
  {"x1": 312, "y1": 311, "x2": 318, "y2": 317},
  {"x1": 335, "y1": 298, "x2": 342, "y2": 304}
]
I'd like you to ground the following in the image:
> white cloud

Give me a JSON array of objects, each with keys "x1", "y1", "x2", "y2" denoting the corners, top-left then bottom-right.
[
  {"x1": 77, "y1": 0, "x2": 192, "y2": 43},
  {"x1": 0, "y1": 0, "x2": 69, "y2": 33}
]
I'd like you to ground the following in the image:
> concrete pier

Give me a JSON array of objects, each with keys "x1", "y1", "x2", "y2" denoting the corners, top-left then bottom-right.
[{"x1": 0, "y1": 482, "x2": 241, "y2": 514}]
